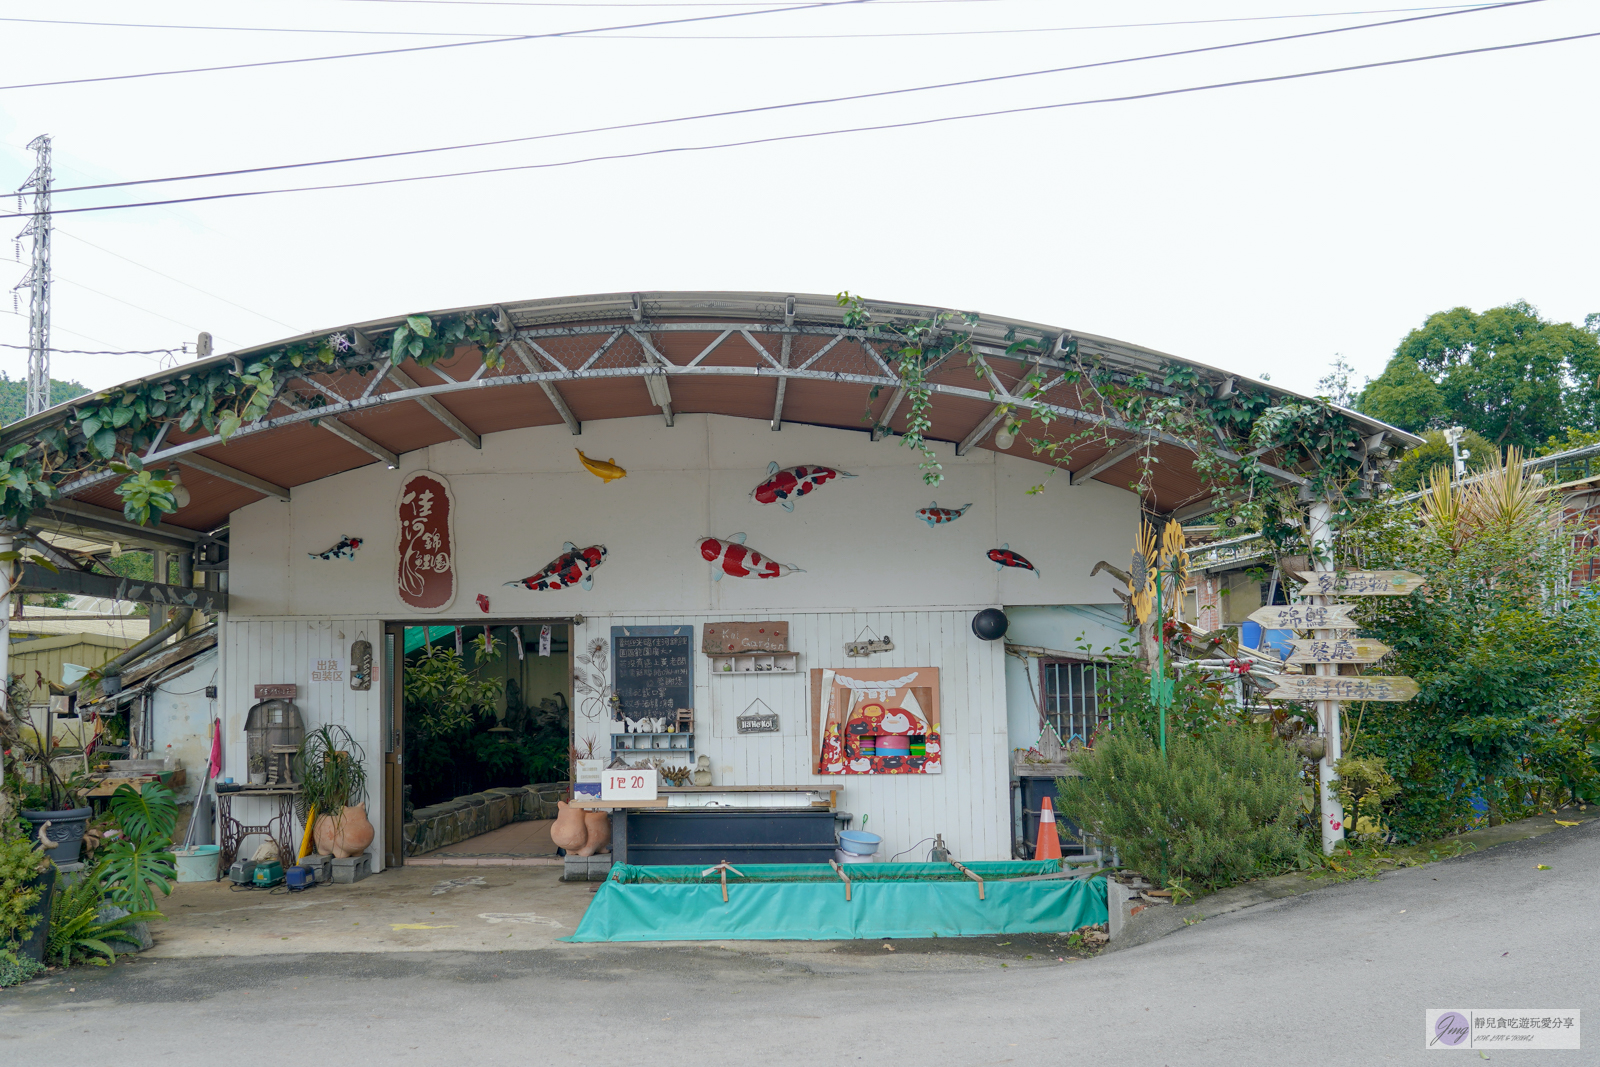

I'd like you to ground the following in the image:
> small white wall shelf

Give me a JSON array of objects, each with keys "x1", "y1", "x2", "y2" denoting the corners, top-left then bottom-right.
[
  {"x1": 611, "y1": 732, "x2": 695, "y2": 759},
  {"x1": 709, "y1": 653, "x2": 799, "y2": 675}
]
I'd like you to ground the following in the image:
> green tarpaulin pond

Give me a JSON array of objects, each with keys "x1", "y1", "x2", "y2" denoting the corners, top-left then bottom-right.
[{"x1": 565, "y1": 860, "x2": 1108, "y2": 942}]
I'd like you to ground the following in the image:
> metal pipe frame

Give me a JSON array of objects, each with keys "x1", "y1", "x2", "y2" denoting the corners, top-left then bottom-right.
[{"x1": 48, "y1": 320, "x2": 1310, "y2": 502}]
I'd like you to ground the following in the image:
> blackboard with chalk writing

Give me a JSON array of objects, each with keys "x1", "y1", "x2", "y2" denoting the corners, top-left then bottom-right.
[{"x1": 611, "y1": 625, "x2": 694, "y2": 729}]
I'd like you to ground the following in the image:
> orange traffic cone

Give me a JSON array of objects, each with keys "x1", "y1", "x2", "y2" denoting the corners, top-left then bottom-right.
[{"x1": 1034, "y1": 797, "x2": 1063, "y2": 860}]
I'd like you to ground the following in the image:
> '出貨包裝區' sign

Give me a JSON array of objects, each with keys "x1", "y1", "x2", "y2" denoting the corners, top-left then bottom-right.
[
  {"x1": 1295, "y1": 570, "x2": 1424, "y2": 596},
  {"x1": 1266, "y1": 675, "x2": 1418, "y2": 702}
]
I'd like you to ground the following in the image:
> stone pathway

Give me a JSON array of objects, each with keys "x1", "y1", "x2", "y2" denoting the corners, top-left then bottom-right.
[{"x1": 409, "y1": 819, "x2": 561, "y2": 867}]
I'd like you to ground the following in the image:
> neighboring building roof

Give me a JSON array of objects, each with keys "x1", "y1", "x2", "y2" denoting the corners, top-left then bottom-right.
[
  {"x1": 1, "y1": 291, "x2": 1421, "y2": 544},
  {"x1": 10, "y1": 604, "x2": 151, "y2": 641}
]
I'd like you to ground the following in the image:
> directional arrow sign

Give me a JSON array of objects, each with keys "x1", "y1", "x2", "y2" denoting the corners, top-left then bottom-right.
[
  {"x1": 1264, "y1": 675, "x2": 1418, "y2": 702},
  {"x1": 1294, "y1": 570, "x2": 1425, "y2": 596},
  {"x1": 1284, "y1": 638, "x2": 1393, "y2": 665},
  {"x1": 1247, "y1": 603, "x2": 1357, "y2": 629}
]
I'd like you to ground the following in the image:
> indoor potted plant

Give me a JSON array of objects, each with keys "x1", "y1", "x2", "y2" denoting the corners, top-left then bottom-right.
[{"x1": 248, "y1": 752, "x2": 268, "y2": 786}]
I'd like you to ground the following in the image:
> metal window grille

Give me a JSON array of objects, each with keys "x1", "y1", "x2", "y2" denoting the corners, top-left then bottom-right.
[{"x1": 1042, "y1": 660, "x2": 1110, "y2": 743}]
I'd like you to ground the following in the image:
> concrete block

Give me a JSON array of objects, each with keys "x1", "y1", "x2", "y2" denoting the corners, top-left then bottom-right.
[
  {"x1": 331, "y1": 853, "x2": 373, "y2": 884},
  {"x1": 561, "y1": 854, "x2": 613, "y2": 882},
  {"x1": 1107, "y1": 879, "x2": 1133, "y2": 941}
]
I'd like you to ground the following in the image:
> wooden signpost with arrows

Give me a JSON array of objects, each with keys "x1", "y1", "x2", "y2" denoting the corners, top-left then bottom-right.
[
  {"x1": 1253, "y1": 566, "x2": 1424, "y2": 854},
  {"x1": 1249, "y1": 570, "x2": 1424, "y2": 703}
]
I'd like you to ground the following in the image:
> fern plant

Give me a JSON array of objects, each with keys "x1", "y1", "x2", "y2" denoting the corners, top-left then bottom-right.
[{"x1": 47, "y1": 867, "x2": 158, "y2": 967}]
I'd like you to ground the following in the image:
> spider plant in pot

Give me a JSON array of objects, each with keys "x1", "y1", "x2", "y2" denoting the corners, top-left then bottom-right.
[{"x1": 293, "y1": 726, "x2": 373, "y2": 860}]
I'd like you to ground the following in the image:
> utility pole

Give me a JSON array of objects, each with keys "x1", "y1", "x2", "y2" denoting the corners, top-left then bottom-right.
[{"x1": 13, "y1": 135, "x2": 52, "y2": 417}]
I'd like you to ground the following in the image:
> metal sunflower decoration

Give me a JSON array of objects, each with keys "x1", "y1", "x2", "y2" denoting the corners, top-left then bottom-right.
[
  {"x1": 1129, "y1": 522, "x2": 1157, "y2": 623},
  {"x1": 1159, "y1": 519, "x2": 1189, "y2": 590}
]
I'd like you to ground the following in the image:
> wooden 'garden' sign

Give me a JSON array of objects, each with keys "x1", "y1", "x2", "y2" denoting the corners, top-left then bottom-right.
[{"x1": 396, "y1": 470, "x2": 456, "y2": 612}]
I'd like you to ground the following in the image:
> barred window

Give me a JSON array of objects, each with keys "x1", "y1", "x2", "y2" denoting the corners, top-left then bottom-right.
[{"x1": 1042, "y1": 659, "x2": 1111, "y2": 743}]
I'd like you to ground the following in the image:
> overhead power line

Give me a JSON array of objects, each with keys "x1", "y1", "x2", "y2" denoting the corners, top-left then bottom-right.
[
  {"x1": 0, "y1": 342, "x2": 183, "y2": 355},
  {"x1": 0, "y1": 0, "x2": 881, "y2": 92},
  {"x1": 53, "y1": 229, "x2": 298, "y2": 330},
  {"x1": 6, "y1": 28, "x2": 1596, "y2": 221},
  {"x1": 0, "y1": 5, "x2": 1506, "y2": 40},
  {"x1": 41, "y1": 0, "x2": 1548, "y2": 198}
]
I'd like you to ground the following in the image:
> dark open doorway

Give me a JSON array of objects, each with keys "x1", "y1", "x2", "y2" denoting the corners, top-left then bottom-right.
[{"x1": 383, "y1": 621, "x2": 572, "y2": 866}]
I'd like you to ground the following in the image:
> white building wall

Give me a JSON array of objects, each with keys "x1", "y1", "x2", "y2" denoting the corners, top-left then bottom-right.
[
  {"x1": 220, "y1": 617, "x2": 386, "y2": 867},
  {"x1": 222, "y1": 414, "x2": 1140, "y2": 866},
  {"x1": 587, "y1": 609, "x2": 1007, "y2": 862}
]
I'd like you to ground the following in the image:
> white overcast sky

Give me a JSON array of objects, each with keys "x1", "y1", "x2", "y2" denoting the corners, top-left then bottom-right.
[{"x1": 1, "y1": 0, "x2": 1596, "y2": 399}]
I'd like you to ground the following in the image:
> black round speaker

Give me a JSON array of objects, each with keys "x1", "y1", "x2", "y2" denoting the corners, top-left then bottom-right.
[{"x1": 971, "y1": 608, "x2": 1009, "y2": 641}]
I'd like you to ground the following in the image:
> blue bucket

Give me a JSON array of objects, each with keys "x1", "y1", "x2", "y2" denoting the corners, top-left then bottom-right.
[{"x1": 837, "y1": 831, "x2": 881, "y2": 856}]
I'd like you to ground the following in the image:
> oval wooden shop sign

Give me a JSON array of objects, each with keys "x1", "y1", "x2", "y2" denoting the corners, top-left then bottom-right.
[{"x1": 396, "y1": 470, "x2": 457, "y2": 612}]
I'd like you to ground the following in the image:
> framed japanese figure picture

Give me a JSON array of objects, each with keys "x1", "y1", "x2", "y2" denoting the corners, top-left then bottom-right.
[{"x1": 811, "y1": 667, "x2": 941, "y2": 775}]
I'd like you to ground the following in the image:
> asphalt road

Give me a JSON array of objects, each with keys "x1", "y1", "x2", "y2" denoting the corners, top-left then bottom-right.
[{"x1": 3, "y1": 819, "x2": 1593, "y2": 1066}]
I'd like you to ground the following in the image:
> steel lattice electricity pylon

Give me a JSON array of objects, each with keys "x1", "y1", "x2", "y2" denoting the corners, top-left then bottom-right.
[{"x1": 13, "y1": 134, "x2": 52, "y2": 417}]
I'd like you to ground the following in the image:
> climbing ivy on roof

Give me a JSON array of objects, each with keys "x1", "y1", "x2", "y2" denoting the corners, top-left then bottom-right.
[
  {"x1": 0, "y1": 311, "x2": 499, "y2": 532},
  {"x1": 836, "y1": 291, "x2": 1381, "y2": 535}
]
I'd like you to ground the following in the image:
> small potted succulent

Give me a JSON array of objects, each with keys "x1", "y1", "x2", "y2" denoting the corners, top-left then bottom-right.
[{"x1": 248, "y1": 753, "x2": 268, "y2": 786}]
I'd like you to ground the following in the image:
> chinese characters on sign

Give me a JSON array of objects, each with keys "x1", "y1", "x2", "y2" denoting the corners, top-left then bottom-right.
[
  {"x1": 1284, "y1": 638, "x2": 1393, "y2": 664},
  {"x1": 1266, "y1": 675, "x2": 1419, "y2": 702},
  {"x1": 309, "y1": 658, "x2": 345, "y2": 684},
  {"x1": 396, "y1": 471, "x2": 456, "y2": 612},
  {"x1": 612, "y1": 627, "x2": 693, "y2": 730},
  {"x1": 1247, "y1": 603, "x2": 1357, "y2": 629},
  {"x1": 1296, "y1": 569, "x2": 1425, "y2": 596}
]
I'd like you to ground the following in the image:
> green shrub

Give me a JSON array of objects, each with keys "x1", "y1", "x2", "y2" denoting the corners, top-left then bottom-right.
[
  {"x1": 0, "y1": 832, "x2": 50, "y2": 949},
  {"x1": 1057, "y1": 725, "x2": 1308, "y2": 890},
  {"x1": 0, "y1": 947, "x2": 44, "y2": 987}
]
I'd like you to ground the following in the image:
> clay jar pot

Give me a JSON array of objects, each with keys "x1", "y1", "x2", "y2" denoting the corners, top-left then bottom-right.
[
  {"x1": 551, "y1": 800, "x2": 588, "y2": 853},
  {"x1": 579, "y1": 811, "x2": 611, "y2": 857},
  {"x1": 312, "y1": 802, "x2": 375, "y2": 859}
]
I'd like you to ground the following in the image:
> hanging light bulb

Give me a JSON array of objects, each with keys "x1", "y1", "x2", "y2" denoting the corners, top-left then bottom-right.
[
  {"x1": 993, "y1": 423, "x2": 1016, "y2": 450},
  {"x1": 166, "y1": 469, "x2": 191, "y2": 509}
]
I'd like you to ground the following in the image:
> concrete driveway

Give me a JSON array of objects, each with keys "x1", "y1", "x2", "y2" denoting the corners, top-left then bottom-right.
[{"x1": 3, "y1": 818, "x2": 1593, "y2": 1066}]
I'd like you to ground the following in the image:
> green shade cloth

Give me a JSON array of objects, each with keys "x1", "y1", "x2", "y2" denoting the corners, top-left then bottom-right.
[
  {"x1": 564, "y1": 861, "x2": 1108, "y2": 942},
  {"x1": 403, "y1": 625, "x2": 457, "y2": 654}
]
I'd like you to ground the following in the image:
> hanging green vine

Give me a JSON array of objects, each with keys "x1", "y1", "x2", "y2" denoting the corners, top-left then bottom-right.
[
  {"x1": 0, "y1": 311, "x2": 501, "y2": 532},
  {"x1": 837, "y1": 292, "x2": 1381, "y2": 543}
]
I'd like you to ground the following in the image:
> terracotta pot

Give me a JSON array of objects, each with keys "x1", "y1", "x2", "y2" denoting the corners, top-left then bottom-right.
[
  {"x1": 312, "y1": 802, "x2": 375, "y2": 859},
  {"x1": 551, "y1": 800, "x2": 588, "y2": 853},
  {"x1": 579, "y1": 810, "x2": 611, "y2": 857}
]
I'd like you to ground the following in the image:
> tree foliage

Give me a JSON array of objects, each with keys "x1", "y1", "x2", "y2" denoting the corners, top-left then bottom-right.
[
  {"x1": 1387, "y1": 428, "x2": 1496, "y2": 493},
  {"x1": 1358, "y1": 302, "x2": 1600, "y2": 451},
  {"x1": 1341, "y1": 452, "x2": 1600, "y2": 838}
]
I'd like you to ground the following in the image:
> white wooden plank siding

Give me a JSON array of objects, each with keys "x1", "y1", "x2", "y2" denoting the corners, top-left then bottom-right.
[
  {"x1": 223, "y1": 617, "x2": 386, "y2": 870},
  {"x1": 588, "y1": 610, "x2": 1011, "y2": 863}
]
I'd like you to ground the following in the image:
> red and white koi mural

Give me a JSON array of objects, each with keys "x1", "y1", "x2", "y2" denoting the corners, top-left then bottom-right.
[
  {"x1": 506, "y1": 542, "x2": 608, "y2": 592},
  {"x1": 915, "y1": 501, "x2": 971, "y2": 527},
  {"x1": 699, "y1": 533, "x2": 803, "y2": 581},
  {"x1": 988, "y1": 543, "x2": 1041, "y2": 577},
  {"x1": 750, "y1": 461, "x2": 855, "y2": 511},
  {"x1": 396, "y1": 471, "x2": 456, "y2": 612},
  {"x1": 813, "y1": 667, "x2": 942, "y2": 775}
]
